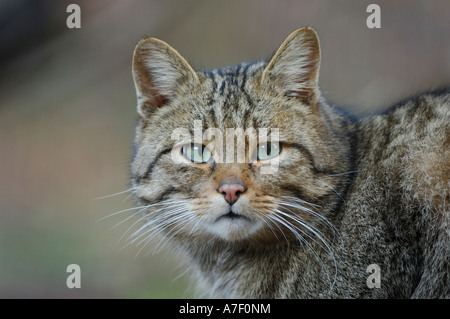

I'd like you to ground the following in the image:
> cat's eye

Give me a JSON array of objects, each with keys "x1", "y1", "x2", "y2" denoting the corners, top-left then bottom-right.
[
  {"x1": 257, "y1": 142, "x2": 281, "y2": 160},
  {"x1": 182, "y1": 144, "x2": 212, "y2": 163}
]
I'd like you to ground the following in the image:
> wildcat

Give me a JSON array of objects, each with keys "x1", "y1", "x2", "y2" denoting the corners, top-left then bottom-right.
[{"x1": 129, "y1": 27, "x2": 449, "y2": 298}]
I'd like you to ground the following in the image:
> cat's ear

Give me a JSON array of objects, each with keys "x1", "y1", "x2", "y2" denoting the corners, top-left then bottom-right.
[
  {"x1": 132, "y1": 38, "x2": 199, "y2": 118},
  {"x1": 261, "y1": 27, "x2": 321, "y2": 105}
]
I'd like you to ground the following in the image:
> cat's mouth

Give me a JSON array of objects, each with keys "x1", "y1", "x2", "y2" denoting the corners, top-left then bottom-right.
[
  {"x1": 217, "y1": 211, "x2": 247, "y2": 221},
  {"x1": 205, "y1": 207, "x2": 263, "y2": 241}
]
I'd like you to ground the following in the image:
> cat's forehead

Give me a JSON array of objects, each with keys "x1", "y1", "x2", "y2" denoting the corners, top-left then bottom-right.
[
  {"x1": 196, "y1": 61, "x2": 269, "y2": 129},
  {"x1": 203, "y1": 61, "x2": 266, "y2": 85},
  {"x1": 154, "y1": 60, "x2": 307, "y2": 136}
]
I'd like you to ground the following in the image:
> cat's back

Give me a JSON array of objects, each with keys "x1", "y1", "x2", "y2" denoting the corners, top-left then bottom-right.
[
  {"x1": 341, "y1": 89, "x2": 449, "y2": 298},
  {"x1": 356, "y1": 89, "x2": 449, "y2": 210}
]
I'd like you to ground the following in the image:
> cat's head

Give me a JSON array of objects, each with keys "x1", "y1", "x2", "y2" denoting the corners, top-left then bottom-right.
[{"x1": 130, "y1": 28, "x2": 352, "y2": 247}]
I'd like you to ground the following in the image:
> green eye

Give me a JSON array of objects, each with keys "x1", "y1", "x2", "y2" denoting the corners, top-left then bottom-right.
[
  {"x1": 257, "y1": 142, "x2": 280, "y2": 160},
  {"x1": 182, "y1": 144, "x2": 212, "y2": 163}
]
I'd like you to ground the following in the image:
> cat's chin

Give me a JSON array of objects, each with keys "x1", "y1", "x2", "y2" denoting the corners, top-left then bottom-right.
[{"x1": 205, "y1": 211, "x2": 263, "y2": 242}]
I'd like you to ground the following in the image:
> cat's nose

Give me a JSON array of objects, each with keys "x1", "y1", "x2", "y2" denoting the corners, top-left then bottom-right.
[{"x1": 218, "y1": 183, "x2": 246, "y2": 205}]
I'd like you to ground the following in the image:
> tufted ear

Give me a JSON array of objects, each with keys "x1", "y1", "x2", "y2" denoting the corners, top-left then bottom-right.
[
  {"x1": 261, "y1": 27, "x2": 321, "y2": 106},
  {"x1": 132, "y1": 38, "x2": 199, "y2": 118}
]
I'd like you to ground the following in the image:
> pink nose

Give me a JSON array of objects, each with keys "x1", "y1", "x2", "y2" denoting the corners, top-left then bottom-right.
[{"x1": 218, "y1": 183, "x2": 245, "y2": 205}]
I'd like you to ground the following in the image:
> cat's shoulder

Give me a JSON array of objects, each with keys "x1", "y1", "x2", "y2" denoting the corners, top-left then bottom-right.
[
  {"x1": 384, "y1": 87, "x2": 449, "y2": 119},
  {"x1": 359, "y1": 88, "x2": 449, "y2": 211},
  {"x1": 395, "y1": 88, "x2": 449, "y2": 211},
  {"x1": 358, "y1": 87, "x2": 449, "y2": 137}
]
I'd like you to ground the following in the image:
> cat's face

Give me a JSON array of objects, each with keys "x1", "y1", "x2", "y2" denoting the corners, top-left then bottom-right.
[{"x1": 130, "y1": 28, "x2": 350, "y2": 246}]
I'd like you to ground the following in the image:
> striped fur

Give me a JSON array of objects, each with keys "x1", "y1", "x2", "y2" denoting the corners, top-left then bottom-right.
[{"x1": 128, "y1": 28, "x2": 449, "y2": 298}]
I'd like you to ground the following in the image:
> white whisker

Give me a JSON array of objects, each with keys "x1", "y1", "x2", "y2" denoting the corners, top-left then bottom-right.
[
  {"x1": 268, "y1": 213, "x2": 307, "y2": 248},
  {"x1": 113, "y1": 199, "x2": 186, "y2": 244},
  {"x1": 323, "y1": 170, "x2": 361, "y2": 178},
  {"x1": 116, "y1": 211, "x2": 150, "y2": 244},
  {"x1": 129, "y1": 206, "x2": 189, "y2": 246},
  {"x1": 281, "y1": 195, "x2": 322, "y2": 208},
  {"x1": 93, "y1": 186, "x2": 143, "y2": 200},
  {"x1": 188, "y1": 210, "x2": 206, "y2": 237},
  {"x1": 96, "y1": 205, "x2": 150, "y2": 223},
  {"x1": 271, "y1": 196, "x2": 340, "y2": 291},
  {"x1": 266, "y1": 214, "x2": 290, "y2": 245},
  {"x1": 278, "y1": 196, "x2": 341, "y2": 243},
  {"x1": 324, "y1": 183, "x2": 344, "y2": 201},
  {"x1": 259, "y1": 215, "x2": 281, "y2": 242},
  {"x1": 275, "y1": 210, "x2": 330, "y2": 252},
  {"x1": 152, "y1": 213, "x2": 198, "y2": 254},
  {"x1": 134, "y1": 210, "x2": 193, "y2": 258}
]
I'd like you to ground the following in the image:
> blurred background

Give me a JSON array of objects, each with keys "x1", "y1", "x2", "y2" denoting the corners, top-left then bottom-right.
[{"x1": 0, "y1": 0, "x2": 448, "y2": 298}]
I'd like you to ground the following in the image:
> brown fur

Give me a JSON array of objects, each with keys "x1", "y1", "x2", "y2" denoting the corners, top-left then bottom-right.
[{"x1": 128, "y1": 28, "x2": 449, "y2": 298}]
